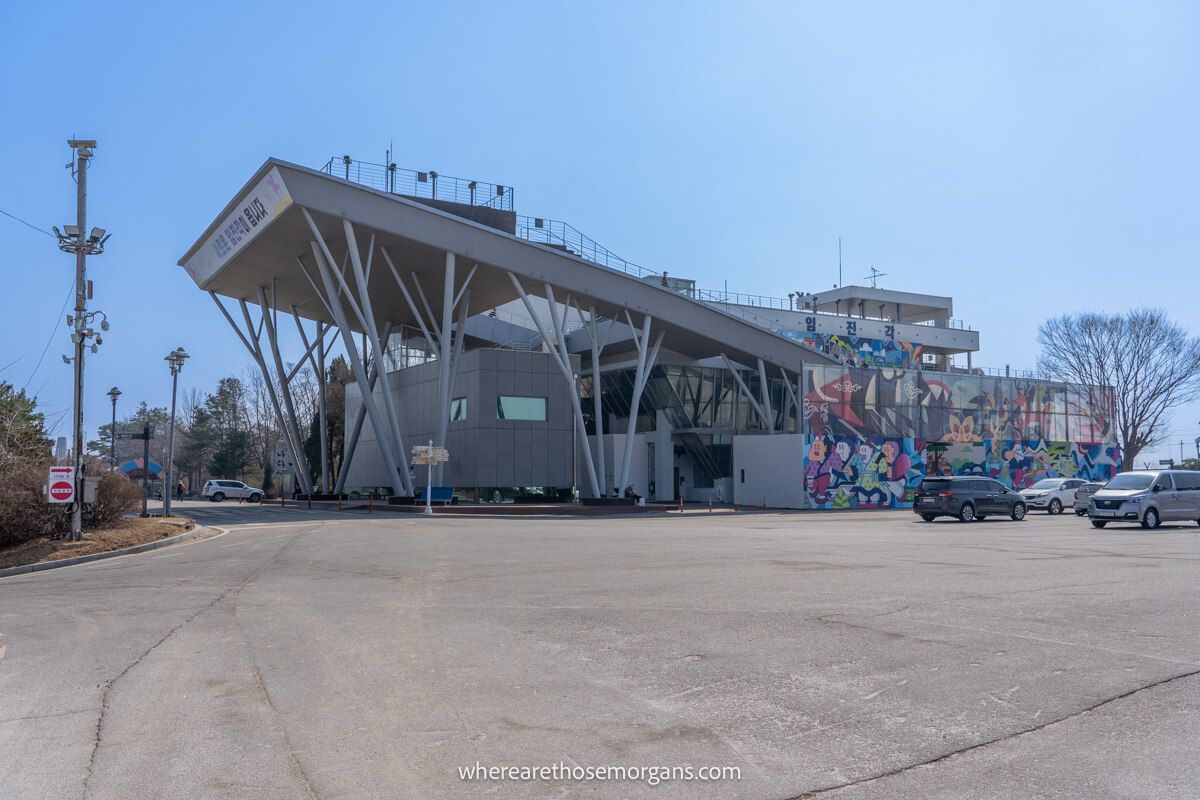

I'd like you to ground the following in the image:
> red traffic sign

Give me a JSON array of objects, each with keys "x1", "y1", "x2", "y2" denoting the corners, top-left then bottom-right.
[{"x1": 48, "y1": 466, "x2": 75, "y2": 503}]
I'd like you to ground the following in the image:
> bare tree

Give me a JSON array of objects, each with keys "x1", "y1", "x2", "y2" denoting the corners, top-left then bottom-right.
[{"x1": 1038, "y1": 309, "x2": 1200, "y2": 470}]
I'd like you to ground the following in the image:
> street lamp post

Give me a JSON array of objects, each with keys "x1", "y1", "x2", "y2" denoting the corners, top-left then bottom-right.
[
  {"x1": 106, "y1": 387, "x2": 121, "y2": 471},
  {"x1": 163, "y1": 347, "x2": 189, "y2": 517}
]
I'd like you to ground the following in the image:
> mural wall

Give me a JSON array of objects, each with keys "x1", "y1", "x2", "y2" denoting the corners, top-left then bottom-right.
[
  {"x1": 803, "y1": 435, "x2": 1121, "y2": 509},
  {"x1": 803, "y1": 365, "x2": 1117, "y2": 444},
  {"x1": 784, "y1": 331, "x2": 925, "y2": 368}
]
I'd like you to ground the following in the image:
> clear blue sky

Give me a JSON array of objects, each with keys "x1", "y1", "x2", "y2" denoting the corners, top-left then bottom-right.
[{"x1": 2, "y1": 0, "x2": 1199, "y2": 463}]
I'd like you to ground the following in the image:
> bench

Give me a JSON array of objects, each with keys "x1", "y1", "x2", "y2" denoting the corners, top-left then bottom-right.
[{"x1": 416, "y1": 486, "x2": 456, "y2": 505}]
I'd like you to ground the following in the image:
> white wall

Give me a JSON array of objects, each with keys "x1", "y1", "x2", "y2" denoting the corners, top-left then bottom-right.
[
  {"x1": 733, "y1": 434, "x2": 807, "y2": 509},
  {"x1": 582, "y1": 432, "x2": 649, "y2": 498}
]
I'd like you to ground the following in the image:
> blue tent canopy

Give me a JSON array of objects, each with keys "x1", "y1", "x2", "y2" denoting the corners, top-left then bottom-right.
[{"x1": 118, "y1": 458, "x2": 163, "y2": 480}]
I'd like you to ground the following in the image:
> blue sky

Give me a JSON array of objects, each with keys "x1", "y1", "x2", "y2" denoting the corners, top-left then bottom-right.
[{"x1": 2, "y1": 1, "x2": 1199, "y2": 462}]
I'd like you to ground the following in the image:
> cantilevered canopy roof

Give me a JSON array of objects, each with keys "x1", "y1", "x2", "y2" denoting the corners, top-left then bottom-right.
[{"x1": 179, "y1": 158, "x2": 835, "y2": 372}]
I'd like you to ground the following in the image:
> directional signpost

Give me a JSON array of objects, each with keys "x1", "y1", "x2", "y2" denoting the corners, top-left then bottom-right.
[
  {"x1": 117, "y1": 425, "x2": 156, "y2": 516},
  {"x1": 411, "y1": 440, "x2": 449, "y2": 515}
]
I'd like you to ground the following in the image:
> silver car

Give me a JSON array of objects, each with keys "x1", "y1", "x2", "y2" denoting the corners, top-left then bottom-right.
[
  {"x1": 1088, "y1": 470, "x2": 1200, "y2": 529},
  {"x1": 1072, "y1": 482, "x2": 1104, "y2": 515},
  {"x1": 201, "y1": 479, "x2": 264, "y2": 503}
]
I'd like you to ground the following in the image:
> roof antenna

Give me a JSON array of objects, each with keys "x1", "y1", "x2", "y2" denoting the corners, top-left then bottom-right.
[{"x1": 864, "y1": 266, "x2": 887, "y2": 288}]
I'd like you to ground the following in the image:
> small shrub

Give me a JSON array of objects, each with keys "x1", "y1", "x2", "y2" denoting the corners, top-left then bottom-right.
[
  {"x1": 86, "y1": 472, "x2": 143, "y2": 529},
  {"x1": 0, "y1": 458, "x2": 66, "y2": 547}
]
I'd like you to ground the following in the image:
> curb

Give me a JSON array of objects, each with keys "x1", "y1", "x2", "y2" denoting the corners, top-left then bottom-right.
[{"x1": 0, "y1": 523, "x2": 209, "y2": 579}]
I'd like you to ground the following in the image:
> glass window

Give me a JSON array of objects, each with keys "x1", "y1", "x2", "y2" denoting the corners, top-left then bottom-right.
[
  {"x1": 969, "y1": 480, "x2": 992, "y2": 492},
  {"x1": 450, "y1": 397, "x2": 467, "y2": 422},
  {"x1": 497, "y1": 395, "x2": 546, "y2": 421},
  {"x1": 1154, "y1": 474, "x2": 1174, "y2": 491},
  {"x1": 1105, "y1": 473, "x2": 1153, "y2": 490}
]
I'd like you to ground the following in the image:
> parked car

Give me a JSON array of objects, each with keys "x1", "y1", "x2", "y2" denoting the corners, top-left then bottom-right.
[
  {"x1": 1018, "y1": 477, "x2": 1086, "y2": 515},
  {"x1": 1072, "y1": 481, "x2": 1104, "y2": 515},
  {"x1": 201, "y1": 479, "x2": 263, "y2": 503},
  {"x1": 913, "y1": 476, "x2": 1027, "y2": 522},
  {"x1": 1088, "y1": 470, "x2": 1200, "y2": 529}
]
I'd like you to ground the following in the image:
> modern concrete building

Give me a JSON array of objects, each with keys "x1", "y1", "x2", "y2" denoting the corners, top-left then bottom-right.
[{"x1": 179, "y1": 156, "x2": 1119, "y2": 509}]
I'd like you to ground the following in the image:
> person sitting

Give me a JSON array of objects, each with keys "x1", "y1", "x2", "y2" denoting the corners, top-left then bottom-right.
[{"x1": 623, "y1": 484, "x2": 641, "y2": 502}]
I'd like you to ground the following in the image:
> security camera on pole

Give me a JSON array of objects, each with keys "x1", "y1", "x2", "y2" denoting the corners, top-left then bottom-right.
[{"x1": 53, "y1": 139, "x2": 111, "y2": 541}]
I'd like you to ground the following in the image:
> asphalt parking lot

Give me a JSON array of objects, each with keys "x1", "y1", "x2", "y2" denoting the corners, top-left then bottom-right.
[{"x1": 1, "y1": 504, "x2": 1198, "y2": 799}]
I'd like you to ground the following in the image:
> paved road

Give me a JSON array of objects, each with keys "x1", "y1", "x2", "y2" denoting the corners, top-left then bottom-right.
[{"x1": 2, "y1": 503, "x2": 1198, "y2": 799}]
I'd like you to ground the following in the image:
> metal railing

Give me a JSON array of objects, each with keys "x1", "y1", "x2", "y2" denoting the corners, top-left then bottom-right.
[{"x1": 322, "y1": 156, "x2": 513, "y2": 211}]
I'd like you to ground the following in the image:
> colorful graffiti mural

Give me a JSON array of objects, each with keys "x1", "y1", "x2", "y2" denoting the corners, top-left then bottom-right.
[
  {"x1": 803, "y1": 436, "x2": 1121, "y2": 509},
  {"x1": 803, "y1": 365, "x2": 1116, "y2": 445},
  {"x1": 784, "y1": 331, "x2": 925, "y2": 368}
]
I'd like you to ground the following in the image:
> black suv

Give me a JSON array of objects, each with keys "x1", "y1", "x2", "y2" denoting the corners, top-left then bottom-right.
[{"x1": 913, "y1": 476, "x2": 1028, "y2": 522}]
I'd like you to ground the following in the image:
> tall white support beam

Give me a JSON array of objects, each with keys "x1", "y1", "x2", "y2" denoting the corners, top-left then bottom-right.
[
  {"x1": 508, "y1": 274, "x2": 600, "y2": 498},
  {"x1": 254, "y1": 286, "x2": 319, "y2": 489},
  {"x1": 209, "y1": 292, "x2": 314, "y2": 495},
  {"x1": 335, "y1": 323, "x2": 392, "y2": 494},
  {"x1": 617, "y1": 312, "x2": 664, "y2": 494},
  {"x1": 302, "y1": 207, "x2": 411, "y2": 496},
  {"x1": 780, "y1": 367, "x2": 801, "y2": 435},
  {"x1": 721, "y1": 354, "x2": 770, "y2": 432},
  {"x1": 340, "y1": 220, "x2": 415, "y2": 495},
  {"x1": 434, "y1": 252, "x2": 455, "y2": 485},
  {"x1": 575, "y1": 302, "x2": 613, "y2": 495},
  {"x1": 756, "y1": 358, "x2": 775, "y2": 435}
]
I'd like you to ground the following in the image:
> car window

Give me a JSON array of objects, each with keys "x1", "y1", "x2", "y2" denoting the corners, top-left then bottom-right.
[
  {"x1": 968, "y1": 480, "x2": 991, "y2": 492},
  {"x1": 919, "y1": 478, "x2": 951, "y2": 492},
  {"x1": 989, "y1": 481, "x2": 1007, "y2": 492},
  {"x1": 219, "y1": 481, "x2": 241, "y2": 488},
  {"x1": 1175, "y1": 472, "x2": 1198, "y2": 490},
  {"x1": 1105, "y1": 473, "x2": 1153, "y2": 490},
  {"x1": 1154, "y1": 474, "x2": 1173, "y2": 491}
]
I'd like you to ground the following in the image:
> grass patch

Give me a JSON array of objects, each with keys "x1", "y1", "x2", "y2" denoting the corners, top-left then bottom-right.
[{"x1": 0, "y1": 516, "x2": 194, "y2": 569}]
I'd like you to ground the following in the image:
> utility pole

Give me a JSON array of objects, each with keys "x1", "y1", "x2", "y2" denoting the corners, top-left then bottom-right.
[{"x1": 54, "y1": 139, "x2": 109, "y2": 541}]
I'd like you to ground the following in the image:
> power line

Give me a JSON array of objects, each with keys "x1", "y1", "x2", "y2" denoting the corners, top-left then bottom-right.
[
  {"x1": 23, "y1": 279, "x2": 75, "y2": 393},
  {"x1": 0, "y1": 207, "x2": 55, "y2": 238}
]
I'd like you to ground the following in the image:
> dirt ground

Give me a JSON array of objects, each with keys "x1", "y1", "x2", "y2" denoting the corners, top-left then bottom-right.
[{"x1": 0, "y1": 517, "x2": 195, "y2": 569}]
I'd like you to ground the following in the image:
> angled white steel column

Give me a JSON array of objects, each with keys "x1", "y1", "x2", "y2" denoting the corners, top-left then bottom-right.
[
  {"x1": 756, "y1": 358, "x2": 775, "y2": 435},
  {"x1": 780, "y1": 367, "x2": 801, "y2": 434},
  {"x1": 434, "y1": 252, "x2": 455, "y2": 484},
  {"x1": 617, "y1": 311, "x2": 664, "y2": 494},
  {"x1": 508, "y1": 274, "x2": 600, "y2": 498},
  {"x1": 721, "y1": 354, "x2": 770, "y2": 431},
  {"x1": 208, "y1": 292, "x2": 314, "y2": 495},
  {"x1": 338, "y1": 220, "x2": 415, "y2": 494},
  {"x1": 289, "y1": 309, "x2": 332, "y2": 492},
  {"x1": 255, "y1": 286, "x2": 319, "y2": 487},
  {"x1": 334, "y1": 322, "x2": 392, "y2": 494},
  {"x1": 574, "y1": 302, "x2": 613, "y2": 496},
  {"x1": 301, "y1": 213, "x2": 409, "y2": 496}
]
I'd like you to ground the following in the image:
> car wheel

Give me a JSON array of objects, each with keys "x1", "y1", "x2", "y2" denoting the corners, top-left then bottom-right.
[
  {"x1": 1048, "y1": 498, "x2": 1062, "y2": 515},
  {"x1": 212, "y1": 492, "x2": 225, "y2": 503},
  {"x1": 1091, "y1": 520, "x2": 1107, "y2": 529},
  {"x1": 248, "y1": 493, "x2": 261, "y2": 503},
  {"x1": 1141, "y1": 507, "x2": 1160, "y2": 529},
  {"x1": 958, "y1": 503, "x2": 976, "y2": 522},
  {"x1": 1011, "y1": 503, "x2": 1026, "y2": 521},
  {"x1": 921, "y1": 514, "x2": 936, "y2": 522}
]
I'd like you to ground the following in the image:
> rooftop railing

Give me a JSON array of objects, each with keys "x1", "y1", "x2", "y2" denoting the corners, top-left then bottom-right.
[{"x1": 321, "y1": 156, "x2": 513, "y2": 211}]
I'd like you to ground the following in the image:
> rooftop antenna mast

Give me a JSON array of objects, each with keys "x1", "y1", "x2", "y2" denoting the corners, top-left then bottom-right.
[
  {"x1": 864, "y1": 267, "x2": 887, "y2": 288},
  {"x1": 837, "y1": 237, "x2": 842, "y2": 288}
]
